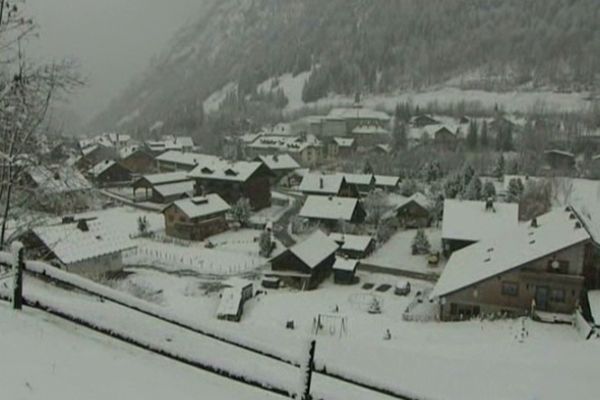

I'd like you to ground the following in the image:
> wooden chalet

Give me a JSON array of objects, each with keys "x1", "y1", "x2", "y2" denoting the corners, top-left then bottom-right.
[
  {"x1": 120, "y1": 146, "x2": 156, "y2": 174},
  {"x1": 162, "y1": 194, "x2": 231, "y2": 241},
  {"x1": 298, "y1": 174, "x2": 358, "y2": 198},
  {"x1": 87, "y1": 160, "x2": 132, "y2": 185}
]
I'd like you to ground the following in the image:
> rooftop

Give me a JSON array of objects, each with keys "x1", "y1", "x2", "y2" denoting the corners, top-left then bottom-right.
[
  {"x1": 299, "y1": 195, "x2": 360, "y2": 221},
  {"x1": 257, "y1": 154, "x2": 300, "y2": 171},
  {"x1": 442, "y1": 199, "x2": 519, "y2": 243},
  {"x1": 167, "y1": 194, "x2": 231, "y2": 219},
  {"x1": 332, "y1": 257, "x2": 359, "y2": 272},
  {"x1": 328, "y1": 233, "x2": 374, "y2": 252},
  {"x1": 432, "y1": 208, "x2": 591, "y2": 299},
  {"x1": 138, "y1": 171, "x2": 190, "y2": 186},
  {"x1": 298, "y1": 174, "x2": 345, "y2": 195},
  {"x1": 287, "y1": 230, "x2": 339, "y2": 269},
  {"x1": 156, "y1": 151, "x2": 217, "y2": 168},
  {"x1": 188, "y1": 159, "x2": 264, "y2": 182},
  {"x1": 153, "y1": 180, "x2": 195, "y2": 198}
]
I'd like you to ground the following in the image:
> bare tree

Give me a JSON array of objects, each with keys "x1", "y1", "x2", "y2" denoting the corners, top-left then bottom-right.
[{"x1": 0, "y1": 0, "x2": 82, "y2": 248}]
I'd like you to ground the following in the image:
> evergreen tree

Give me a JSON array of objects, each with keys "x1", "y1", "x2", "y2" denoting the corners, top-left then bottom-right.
[
  {"x1": 493, "y1": 154, "x2": 505, "y2": 179},
  {"x1": 461, "y1": 164, "x2": 475, "y2": 189},
  {"x1": 363, "y1": 160, "x2": 374, "y2": 174},
  {"x1": 483, "y1": 181, "x2": 497, "y2": 199},
  {"x1": 393, "y1": 121, "x2": 407, "y2": 151},
  {"x1": 463, "y1": 176, "x2": 483, "y2": 200},
  {"x1": 411, "y1": 229, "x2": 431, "y2": 255},
  {"x1": 466, "y1": 120, "x2": 479, "y2": 150},
  {"x1": 480, "y1": 120, "x2": 489, "y2": 148},
  {"x1": 507, "y1": 178, "x2": 524, "y2": 202},
  {"x1": 232, "y1": 198, "x2": 252, "y2": 226},
  {"x1": 259, "y1": 230, "x2": 273, "y2": 257},
  {"x1": 444, "y1": 173, "x2": 462, "y2": 199}
]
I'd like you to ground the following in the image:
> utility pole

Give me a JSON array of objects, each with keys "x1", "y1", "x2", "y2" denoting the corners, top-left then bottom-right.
[{"x1": 11, "y1": 241, "x2": 24, "y2": 310}]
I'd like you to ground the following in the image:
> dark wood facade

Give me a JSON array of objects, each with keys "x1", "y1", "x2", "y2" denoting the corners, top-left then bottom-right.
[
  {"x1": 394, "y1": 200, "x2": 432, "y2": 229},
  {"x1": 270, "y1": 251, "x2": 336, "y2": 290},
  {"x1": 163, "y1": 203, "x2": 229, "y2": 241},
  {"x1": 193, "y1": 164, "x2": 273, "y2": 210},
  {"x1": 121, "y1": 150, "x2": 156, "y2": 174},
  {"x1": 92, "y1": 162, "x2": 132, "y2": 185}
]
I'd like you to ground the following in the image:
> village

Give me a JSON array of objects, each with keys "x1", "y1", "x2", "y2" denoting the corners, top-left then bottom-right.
[{"x1": 2, "y1": 101, "x2": 600, "y2": 399}]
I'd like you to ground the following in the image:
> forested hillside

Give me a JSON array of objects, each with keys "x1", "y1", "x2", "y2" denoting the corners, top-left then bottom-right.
[{"x1": 91, "y1": 0, "x2": 600, "y2": 138}]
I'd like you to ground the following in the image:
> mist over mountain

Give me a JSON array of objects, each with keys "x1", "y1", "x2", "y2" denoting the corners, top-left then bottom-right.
[{"x1": 91, "y1": 0, "x2": 600, "y2": 138}]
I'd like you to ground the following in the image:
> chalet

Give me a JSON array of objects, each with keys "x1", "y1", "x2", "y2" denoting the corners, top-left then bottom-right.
[
  {"x1": 87, "y1": 160, "x2": 132, "y2": 185},
  {"x1": 156, "y1": 151, "x2": 215, "y2": 172},
  {"x1": 337, "y1": 173, "x2": 376, "y2": 194},
  {"x1": 332, "y1": 258, "x2": 359, "y2": 285},
  {"x1": 132, "y1": 172, "x2": 194, "y2": 203},
  {"x1": 298, "y1": 174, "x2": 358, "y2": 198},
  {"x1": 328, "y1": 233, "x2": 376, "y2": 259},
  {"x1": 75, "y1": 144, "x2": 116, "y2": 171},
  {"x1": 544, "y1": 150, "x2": 575, "y2": 171},
  {"x1": 412, "y1": 114, "x2": 440, "y2": 127},
  {"x1": 20, "y1": 165, "x2": 92, "y2": 213},
  {"x1": 387, "y1": 193, "x2": 432, "y2": 228},
  {"x1": 333, "y1": 137, "x2": 356, "y2": 158},
  {"x1": 245, "y1": 134, "x2": 322, "y2": 166},
  {"x1": 24, "y1": 218, "x2": 135, "y2": 278},
  {"x1": 431, "y1": 207, "x2": 598, "y2": 320},
  {"x1": 255, "y1": 154, "x2": 300, "y2": 182},
  {"x1": 188, "y1": 160, "x2": 273, "y2": 210},
  {"x1": 119, "y1": 146, "x2": 156, "y2": 174},
  {"x1": 299, "y1": 195, "x2": 366, "y2": 230},
  {"x1": 442, "y1": 199, "x2": 519, "y2": 256},
  {"x1": 269, "y1": 230, "x2": 339, "y2": 290},
  {"x1": 425, "y1": 125, "x2": 458, "y2": 151},
  {"x1": 374, "y1": 175, "x2": 400, "y2": 191},
  {"x1": 162, "y1": 194, "x2": 231, "y2": 241},
  {"x1": 215, "y1": 279, "x2": 254, "y2": 322}
]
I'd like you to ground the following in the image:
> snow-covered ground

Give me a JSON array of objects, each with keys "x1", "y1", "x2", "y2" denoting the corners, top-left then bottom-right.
[
  {"x1": 0, "y1": 303, "x2": 281, "y2": 400},
  {"x1": 366, "y1": 228, "x2": 444, "y2": 274}
]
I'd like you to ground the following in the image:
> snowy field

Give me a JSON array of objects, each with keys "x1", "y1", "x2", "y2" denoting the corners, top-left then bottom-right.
[
  {"x1": 0, "y1": 303, "x2": 281, "y2": 400},
  {"x1": 108, "y1": 267, "x2": 600, "y2": 400},
  {"x1": 366, "y1": 228, "x2": 444, "y2": 274}
]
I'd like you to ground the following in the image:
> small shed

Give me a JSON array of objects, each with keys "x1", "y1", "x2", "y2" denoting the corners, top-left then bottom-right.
[
  {"x1": 388, "y1": 193, "x2": 432, "y2": 228},
  {"x1": 332, "y1": 258, "x2": 358, "y2": 285},
  {"x1": 216, "y1": 280, "x2": 254, "y2": 322},
  {"x1": 328, "y1": 233, "x2": 375, "y2": 259}
]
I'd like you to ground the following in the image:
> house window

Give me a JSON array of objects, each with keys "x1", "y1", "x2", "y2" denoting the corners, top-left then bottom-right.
[
  {"x1": 551, "y1": 289, "x2": 566, "y2": 303},
  {"x1": 501, "y1": 281, "x2": 519, "y2": 297}
]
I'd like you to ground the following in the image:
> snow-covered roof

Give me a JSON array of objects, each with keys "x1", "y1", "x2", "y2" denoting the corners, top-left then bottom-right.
[
  {"x1": 139, "y1": 171, "x2": 189, "y2": 186},
  {"x1": 442, "y1": 199, "x2": 519, "y2": 242},
  {"x1": 188, "y1": 159, "x2": 264, "y2": 182},
  {"x1": 146, "y1": 136, "x2": 194, "y2": 152},
  {"x1": 26, "y1": 165, "x2": 92, "y2": 194},
  {"x1": 336, "y1": 173, "x2": 375, "y2": 187},
  {"x1": 288, "y1": 230, "x2": 339, "y2": 269},
  {"x1": 298, "y1": 174, "x2": 344, "y2": 195},
  {"x1": 587, "y1": 290, "x2": 600, "y2": 326},
  {"x1": 216, "y1": 287, "x2": 242, "y2": 317},
  {"x1": 328, "y1": 107, "x2": 390, "y2": 122},
  {"x1": 248, "y1": 134, "x2": 321, "y2": 153},
  {"x1": 328, "y1": 233, "x2": 374, "y2": 252},
  {"x1": 351, "y1": 125, "x2": 390, "y2": 135},
  {"x1": 299, "y1": 195, "x2": 360, "y2": 221},
  {"x1": 332, "y1": 257, "x2": 358, "y2": 272},
  {"x1": 432, "y1": 208, "x2": 591, "y2": 299},
  {"x1": 393, "y1": 192, "x2": 431, "y2": 211},
  {"x1": 119, "y1": 145, "x2": 143, "y2": 159},
  {"x1": 167, "y1": 194, "x2": 231, "y2": 219},
  {"x1": 374, "y1": 175, "x2": 400, "y2": 187},
  {"x1": 544, "y1": 149, "x2": 575, "y2": 158},
  {"x1": 156, "y1": 151, "x2": 216, "y2": 168},
  {"x1": 423, "y1": 124, "x2": 458, "y2": 137},
  {"x1": 257, "y1": 154, "x2": 300, "y2": 171},
  {"x1": 88, "y1": 160, "x2": 117, "y2": 178},
  {"x1": 153, "y1": 180, "x2": 195, "y2": 198},
  {"x1": 81, "y1": 144, "x2": 99, "y2": 156},
  {"x1": 333, "y1": 137, "x2": 355, "y2": 147},
  {"x1": 375, "y1": 144, "x2": 392, "y2": 153},
  {"x1": 32, "y1": 219, "x2": 136, "y2": 265}
]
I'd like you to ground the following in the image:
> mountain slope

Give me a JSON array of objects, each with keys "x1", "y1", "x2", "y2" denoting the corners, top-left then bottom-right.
[{"x1": 91, "y1": 0, "x2": 600, "y2": 135}]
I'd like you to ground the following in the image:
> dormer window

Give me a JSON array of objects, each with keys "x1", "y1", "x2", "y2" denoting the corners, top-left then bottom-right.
[
  {"x1": 225, "y1": 169, "x2": 238, "y2": 176},
  {"x1": 201, "y1": 167, "x2": 214, "y2": 174}
]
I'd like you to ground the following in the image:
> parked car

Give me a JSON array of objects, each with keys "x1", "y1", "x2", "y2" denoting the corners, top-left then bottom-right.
[{"x1": 394, "y1": 280, "x2": 411, "y2": 296}]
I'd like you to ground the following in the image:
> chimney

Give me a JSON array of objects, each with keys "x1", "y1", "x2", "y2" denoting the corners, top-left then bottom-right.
[
  {"x1": 485, "y1": 197, "x2": 495, "y2": 212},
  {"x1": 319, "y1": 177, "x2": 324, "y2": 189}
]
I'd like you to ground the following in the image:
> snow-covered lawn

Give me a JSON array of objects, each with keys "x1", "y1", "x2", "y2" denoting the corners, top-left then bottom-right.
[
  {"x1": 366, "y1": 227, "x2": 444, "y2": 274},
  {"x1": 250, "y1": 203, "x2": 288, "y2": 225},
  {"x1": 0, "y1": 303, "x2": 281, "y2": 400}
]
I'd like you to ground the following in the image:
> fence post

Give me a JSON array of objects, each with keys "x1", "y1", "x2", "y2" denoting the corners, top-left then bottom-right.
[
  {"x1": 11, "y1": 241, "x2": 24, "y2": 310},
  {"x1": 299, "y1": 339, "x2": 316, "y2": 400}
]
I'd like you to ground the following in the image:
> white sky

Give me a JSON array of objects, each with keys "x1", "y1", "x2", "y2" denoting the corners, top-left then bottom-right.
[{"x1": 25, "y1": 0, "x2": 207, "y2": 127}]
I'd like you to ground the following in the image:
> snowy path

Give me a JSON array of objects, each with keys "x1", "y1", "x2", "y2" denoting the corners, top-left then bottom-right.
[{"x1": 16, "y1": 276, "x2": 403, "y2": 400}]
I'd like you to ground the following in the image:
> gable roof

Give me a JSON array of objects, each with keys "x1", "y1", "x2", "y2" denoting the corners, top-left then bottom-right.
[
  {"x1": 298, "y1": 174, "x2": 345, "y2": 195},
  {"x1": 166, "y1": 194, "x2": 231, "y2": 219},
  {"x1": 26, "y1": 165, "x2": 92, "y2": 194},
  {"x1": 188, "y1": 159, "x2": 264, "y2": 182},
  {"x1": 153, "y1": 180, "x2": 195, "y2": 198},
  {"x1": 88, "y1": 160, "x2": 120, "y2": 178},
  {"x1": 332, "y1": 257, "x2": 358, "y2": 272},
  {"x1": 257, "y1": 154, "x2": 300, "y2": 171},
  {"x1": 337, "y1": 173, "x2": 375, "y2": 187},
  {"x1": 137, "y1": 171, "x2": 190, "y2": 186},
  {"x1": 287, "y1": 230, "x2": 339, "y2": 269},
  {"x1": 442, "y1": 200, "x2": 519, "y2": 243},
  {"x1": 394, "y1": 192, "x2": 431, "y2": 211},
  {"x1": 156, "y1": 151, "x2": 216, "y2": 168},
  {"x1": 299, "y1": 195, "x2": 360, "y2": 221},
  {"x1": 374, "y1": 175, "x2": 400, "y2": 188},
  {"x1": 333, "y1": 137, "x2": 355, "y2": 147},
  {"x1": 432, "y1": 208, "x2": 591, "y2": 299},
  {"x1": 328, "y1": 233, "x2": 374, "y2": 252},
  {"x1": 32, "y1": 219, "x2": 135, "y2": 265}
]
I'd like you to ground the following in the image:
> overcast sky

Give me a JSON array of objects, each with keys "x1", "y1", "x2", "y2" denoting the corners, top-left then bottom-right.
[{"x1": 25, "y1": 0, "x2": 207, "y2": 128}]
